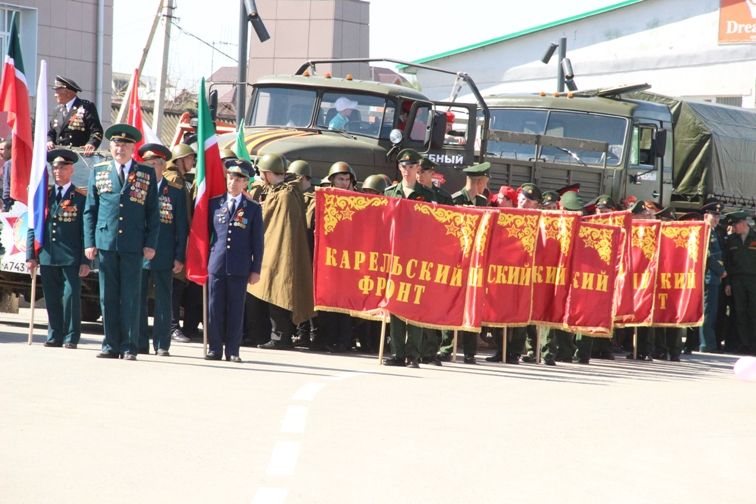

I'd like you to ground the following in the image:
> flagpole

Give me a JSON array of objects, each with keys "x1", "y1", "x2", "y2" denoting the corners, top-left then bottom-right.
[
  {"x1": 203, "y1": 284, "x2": 208, "y2": 356},
  {"x1": 502, "y1": 327, "x2": 508, "y2": 363},
  {"x1": 27, "y1": 267, "x2": 37, "y2": 345},
  {"x1": 451, "y1": 330, "x2": 458, "y2": 362},
  {"x1": 377, "y1": 317, "x2": 387, "y2": 365}
]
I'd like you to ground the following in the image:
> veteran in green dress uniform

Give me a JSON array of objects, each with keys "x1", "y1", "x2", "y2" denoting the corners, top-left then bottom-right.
[
  {"x1": 383, "y1": 149, "x2": 436, "y2": 368},
  {"x1": 137, "y1": 144, "x2": 188, "y2": 356},
  {"x1": 26, "y1": 149, "x2": 90, "y2": 348},
  {"x1": 83, "y1": 124, "x2": 159, "y2": 360}
]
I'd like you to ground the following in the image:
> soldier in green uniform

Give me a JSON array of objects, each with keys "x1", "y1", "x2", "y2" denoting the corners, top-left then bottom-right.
[
  {"x1": 83, "y1": 124, "x2": 159, "y2": 360},
  {"x1": 26, "y1": 149, "x2": 90, "y2": 348},
  {"x1": 695, "y1": 200, "x2": 726, "y2": 353},
  {"x1": 361, "y1": 174, "x2": 391, "y2": 195},
  {"x1": 653, "y1": 206, "x2": 683, "y2": 361},
  {"x1": 137, "y1": 144, "x2": 188, "y2": 356},
  {"x1": 437, "y1": 162, "x2": 491, "y2": 364},
  {"x1": 383, "y1": 149, "x2": 436, "y2": 368},
  {"x1": 516, "y1": 183, "x2": 542, "y2": 364},
  {"x1": 723, "y1": 211, "x2": 756, "y2": 354},
  {"x1": 589, "y1": 194, "x2": 620, "y2": 360}
]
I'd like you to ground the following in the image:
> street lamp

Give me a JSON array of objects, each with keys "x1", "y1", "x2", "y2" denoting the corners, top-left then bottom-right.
[
  {"x1": 541, "y1": 37, "x2": 577, "y2": 92},
  {"x1": 237, "y1": 0, "x2": 270, "y2": 125}
]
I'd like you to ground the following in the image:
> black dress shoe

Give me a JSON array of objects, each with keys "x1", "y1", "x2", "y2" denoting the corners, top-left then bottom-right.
[
  {"x1": 227, "y1": 355, "x2": 242, "y2": 363},
  {"x1": 204, "y1": 351, "x2": 222, "y2": 361},
  {"x1": 572, "y1": 356, "x2": 590, "y2": 364},
  {"x1": 383, "y1": 355, "x2": 405, "y2": 366},
  {"x1": 171, "y1": 329, "x2": 191, "y2": 343},
  {"x1": 156, "y1": 349, "x2": 170, "y2": 356},
  {"x1": 257, "y1": 340, "x2": 294, "y2": 350},
  {"x1": 682, "y1": 347, "x2": 693, "y2": 355},
  {"x1": 505, "y1": 354, "x2": 520, "y2": 364},
  {"x1": 485, "y1": 352, "x2": 503, "y2": 362},
  {"x1": 521, "y1": 354, "x2": 537, "y2": 363},
  {"x1": 543, "y1": 357, "x2": 557, "y2": 366},
  {"x1": 44, "y1": 341, "x2": 63, "y2": 347},
  {"x1": 63, "y1": 343, "x2": 77, "y2": 349},
  {"x1": 406, "y1": 357, "x2": 420, "y2": 368},
  {"x1": 436, "y1": 353, "x2": 451, "y2": 362},
  {"x1": 123, "y1": 353, "x2": 137, "y2": 361},
  {"x1": 463, "y1": 356, "x2": 476, "y2": 364},
  {"x1": 96, "y1": 351, "x2": 119, "y2": 359}
]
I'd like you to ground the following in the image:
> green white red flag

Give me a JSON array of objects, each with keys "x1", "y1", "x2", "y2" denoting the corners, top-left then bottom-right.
[{"x1": 184, "y1": 78, "x2": 226, "y2": 284}]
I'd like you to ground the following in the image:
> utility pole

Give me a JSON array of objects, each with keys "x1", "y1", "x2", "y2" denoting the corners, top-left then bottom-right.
[
  {"x1": 153, "y1": 0, "x2": 173, "y2": 139},
  {"x1": 237, "y1": 0, "x2": 249, "y2": 126},
  {"x1": 557, "y1": 37, "x2": 566, "y2": 93}
]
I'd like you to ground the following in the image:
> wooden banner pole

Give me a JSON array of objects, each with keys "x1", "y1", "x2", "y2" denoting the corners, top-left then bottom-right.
[
  {"x1": 377, "y1": 317, "x2": 387, "y2": 365},
  {"x1": 202, "y1": 284, "x2": 208, "y2": 356},
  {"x1": 27, "y1": 268, "x2": 38, "y2": 345}
]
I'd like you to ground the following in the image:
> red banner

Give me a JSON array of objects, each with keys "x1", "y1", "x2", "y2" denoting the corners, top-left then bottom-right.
[
  {"x1": 530, "y1": 212, "x2": 579, "y2": 325},
  {"x1": 623, "y1": 220, "x2": 661, "y2": 326},
  {"x1": 564, "y1": 222, "x2": 622, "y2": 336},
  {"x1": 583, "y1": 210, "x2": 634, "y2": 320},
  {"x1": 652, "y1": 221, "x2": 708, "y2": 326},
  {"x1": 479, "y1": 208, "x2": 540, "y2": 326}
]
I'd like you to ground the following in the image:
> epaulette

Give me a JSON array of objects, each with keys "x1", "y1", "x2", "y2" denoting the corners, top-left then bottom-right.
[
  {"x1": 167, "y1": 179, "x2": 183, "y2": 191},
  {"x1": 93, "y1": 160, "x2": 110, "y2": 168},
  {"x1": 452, "y1": 190, "x2": 464, "y2": 198},
  {"x1": 74, "y1": 187, "x2": 87, "y2": 196}
]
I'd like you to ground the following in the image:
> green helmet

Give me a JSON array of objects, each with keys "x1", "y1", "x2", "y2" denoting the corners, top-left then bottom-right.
[
  {"x1": 220, "y1": 148, "x2": 237, "y2": 160},
  {"x1": 287, "y1": 160, "x2": 312, "y2": 178},
  {"x1": 327, "y1": 161, "x2": 356, "y2": 181},
  {"x1": 171, "y1": 143, "x2": 195, "y2": 161},
  {"x1": 362, "y1": 174, "x2": 390, "y2": 194},
  {"x1": 257, "y1": 153, "x2": 287, "y2": 174}
]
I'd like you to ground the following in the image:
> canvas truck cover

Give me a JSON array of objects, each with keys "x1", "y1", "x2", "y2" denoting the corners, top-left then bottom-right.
[{"x1": 629, "y1": 91, "x2": 756, "y2": 203}]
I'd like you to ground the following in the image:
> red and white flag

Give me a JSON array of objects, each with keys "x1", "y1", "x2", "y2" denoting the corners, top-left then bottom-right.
[{"x1": 125, "y1": 68, "x2": 160, "y2": 160}]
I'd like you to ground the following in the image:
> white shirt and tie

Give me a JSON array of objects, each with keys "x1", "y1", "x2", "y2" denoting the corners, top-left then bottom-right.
[
  {"x1": 227, "y1": 194, "x2": 241, "y2": 215},
  {"x1": 55, "y1": 182, "x2": 71, "y2": 204},
  {"x1": 117, "y1": 160, "x2": 133, "y2": 184}
]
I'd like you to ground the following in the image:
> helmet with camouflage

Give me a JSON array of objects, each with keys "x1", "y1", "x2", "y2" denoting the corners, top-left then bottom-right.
[
  {"x1": 327, "y1": 161, "x2": 356, "y2": 182},
  {"x1": 287, "y1": 160, "x2": 312, "y2": 179},
  {"x1": 256, "y1": 152, "x2": 288, "y2": 174},
  {"x1": 362, "y1": 174, "x2": 391, "y2": 194}
]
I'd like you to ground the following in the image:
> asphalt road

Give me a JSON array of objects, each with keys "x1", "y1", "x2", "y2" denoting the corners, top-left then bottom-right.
[{"x1": 1, "y1": 309, "x2": 755, "y2": 504}]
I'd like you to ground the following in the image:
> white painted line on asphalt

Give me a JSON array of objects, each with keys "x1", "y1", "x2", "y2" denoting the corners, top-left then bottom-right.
[
  {"x1": 325, "y1": 371, "x2": 364, "y2": 381},
  {"x1": 251, "y1": 486, "x2": 288, "y2": 504},
  {"x1": 266, "y1": 440, "x2": 300, "y2": 476},
  {"x1": 280, "y1": 405, "x2": 308, "y2": 434},
  {"x1": 291, "y1": 382, "x2": 325, "y2": 401}
]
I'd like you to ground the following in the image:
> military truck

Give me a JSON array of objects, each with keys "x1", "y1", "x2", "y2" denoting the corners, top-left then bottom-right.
[
  {"x1": 0, "y1": 151, "x2": 103, "y2": 320},
  {"x1": 481, "y1": 84, "x2": 756, "y2": 210}
]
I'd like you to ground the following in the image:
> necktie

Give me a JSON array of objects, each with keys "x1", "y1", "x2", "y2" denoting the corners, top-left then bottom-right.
[
  {"x1": 119, "y1": 164, "x2": 126, "y2": 184},
  {"x1": 56, "y1": 186, "x2": 63, "y2": 204},
  {"x1": 229, "y1": 199, "x2": 237, "y2": 215}
]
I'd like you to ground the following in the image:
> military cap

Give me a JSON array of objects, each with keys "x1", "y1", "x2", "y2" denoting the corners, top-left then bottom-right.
[
  {"x1": 53, "y1": 75, "x2": 81, "y2": 93},
  {"x1": 654, "y1": 207, "x2": 677, "y2": 221},
  {"x1": 257, "y1": 152, "x2": 287, "y2": 174},
  {"x1": 595, "y1": 194, "x2": 618, "y2": 210},
  {"x1": 327, "y1": 161, "x2": 356, "y2": 180},
  {"x1": 519, "y1": 183, "x2": 542, "y2": 201},
  {"x1": 362, "y1": 174, "x2": 391, "y2": 194},
  {"x1": 220, "y1": 148, "x2": 238, "y2": 160},
  {"x1": 631, "y1": 199, "x2": 661, "y2": 215},
  {"x1": 224, "y1": 158, "x2": 252, "y2": 178},
  {"x1": 397, "y1": 149, "x2": 422, "y2": 165},
  {"x1": 724, "y1": 211, "x2": 749, "y2": 224},
  {"x1": 288, "y1": 160, "x2": 312, "y2": 179},
  {"x1": 105, "y1": 123, "x2": 141, "y2": 143},
  {"x1": 462, "y1": 161, "x2": 491, "y2": 177},
  {"x1": 419, "y1": 157, "x2": 437, "y2": 171},
  {"x1": 138, "y1": 143, "x2": 171, "y2": 161},
  {"x1": 560, "y1": 191, "x2": 583, "y2": 211},
  {"x1": 701, "y1": 199, "x2": 723, "y2": 214},
  {"x1": 678, "y1": 212, "x2": 703, "y2": 221},
  {"x1": 47, "y1": 148, "x2": 77, "y2": 165},
  {"x1": 171, "y1": 143, "x2": 196, "y2": 161},
  {"x1": 541, "y1": 190, "x2": 560, "y2": 206}
]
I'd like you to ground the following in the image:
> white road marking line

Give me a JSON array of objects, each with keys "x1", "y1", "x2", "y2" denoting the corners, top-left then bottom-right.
[
  {"x1": 324, "y1": 371, "x2": 364, "y2": 381},
  {"x1": 291, "y1": 382, "x2": 325, "y2": 401},
  {"x1": 266, "y1": 440, "x2": 300, "y2": 477},
  {"x1": 280, "y1": 405, "x2": 308, "y2": 434},
  {"x1": 251, "y1": 486, "x2": 289, "y2": 504}
]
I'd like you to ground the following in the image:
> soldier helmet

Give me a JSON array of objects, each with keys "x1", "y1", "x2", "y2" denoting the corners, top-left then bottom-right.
[
  {"x1": 327, "y1": 161, "x2": 356, "y2": 181},
  {"x1": 287, "y1": 160, "x2": 312, "y2": 179},
  {"x1": 362, "y1": 174, "x2": 391, "y2": 194},
  {"x1": 220, "y1": 148, "x2": 238, "y2": 160},
  {"x1": 171, "y1": 143, "x2": 196, "y2": 161},
  {"x1": 257, "y1": 153, "x2": 288, "y2": 174}
]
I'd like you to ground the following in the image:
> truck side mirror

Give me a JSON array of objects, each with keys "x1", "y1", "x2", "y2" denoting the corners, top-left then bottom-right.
[
  {"x1": 654, "y1": 128, "x2": 667, "y2": 158},
  {"x1": 429, "y1": 111, "x2": 446, "y2": 150}
]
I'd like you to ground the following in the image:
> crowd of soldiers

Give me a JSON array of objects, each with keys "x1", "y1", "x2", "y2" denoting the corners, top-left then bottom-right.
[{"x1": 8, "y1": 75, "x2": 756, "y2": 368}]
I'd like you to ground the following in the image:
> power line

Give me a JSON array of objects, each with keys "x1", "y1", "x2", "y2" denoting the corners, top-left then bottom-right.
[{"x1": 170, "y1": 19, "x2": 238, "y2": 62}]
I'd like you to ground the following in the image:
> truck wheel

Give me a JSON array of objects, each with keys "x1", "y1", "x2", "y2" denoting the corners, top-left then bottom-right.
[{"x1": 81, "y1": 301, "x2": 101, "y2": 322}]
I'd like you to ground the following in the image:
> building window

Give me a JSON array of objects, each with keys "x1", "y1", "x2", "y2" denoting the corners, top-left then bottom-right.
[
  {"x1": 715, "y1": 96, "x2": 743, "y2": 107},
  {"x1": 0, "y1": 8, "x2": 21, "y2": 57},
  {"x1": 0, "y1": 7, "x2": 38, "y2": 95}
]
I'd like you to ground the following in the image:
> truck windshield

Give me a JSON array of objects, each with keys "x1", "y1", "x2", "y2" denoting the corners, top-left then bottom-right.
[
  {"x1": 488, "y1": 108, "x2": 628, "y2": 167},
  {"x1": 248, "y1": 86, "x2": 394, "y2": 139}
]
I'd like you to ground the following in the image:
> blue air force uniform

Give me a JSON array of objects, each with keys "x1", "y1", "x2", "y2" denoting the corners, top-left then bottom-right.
[
  {"x1": 207, "y1": 160, "x2": 264, "y2": 360},
  {"x1": 83, "y1": 125, "x2": 159, "y2": 358},
  {"x1": 26, "y1": 153, "x2": 89, "y2": 346},
  {"x1": 137, "y1": 144, "x2": 189, "y2": 354}
]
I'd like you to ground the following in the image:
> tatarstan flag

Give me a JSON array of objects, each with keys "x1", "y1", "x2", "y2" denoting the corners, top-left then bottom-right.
[
  {"x1": 185, "y1": 78, "x2": 226, "y2": 284},
  {"x1": 0, "y1": 12, "x2": 32, "y2": 204}
]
